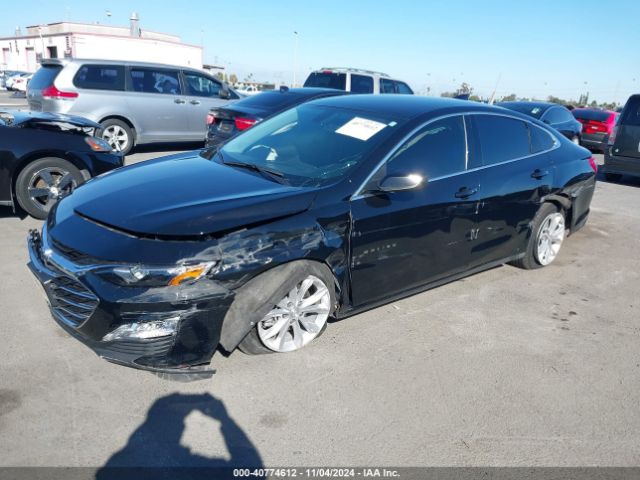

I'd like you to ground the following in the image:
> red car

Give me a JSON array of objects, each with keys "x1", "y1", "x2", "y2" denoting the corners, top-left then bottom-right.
[{"x1": 572, "y1": 108, "x2": 618, "y2": 152}]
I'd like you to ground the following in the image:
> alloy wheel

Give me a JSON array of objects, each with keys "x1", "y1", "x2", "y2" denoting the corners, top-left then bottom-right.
[
  {"x1": 27, "y1": 167, "x2": 77, "y2": 211},
  {"x1": 257, "y1": 275, "x2": 331, "y2": 352},
  {"x1": 102, "y1": 125, "x2": 129, "y2": 152},
  {"x1": 535, "y1": 212, "x2": 565, "y2": 266}
]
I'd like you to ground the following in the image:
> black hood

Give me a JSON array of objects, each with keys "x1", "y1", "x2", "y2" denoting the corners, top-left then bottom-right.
[{"x1": 60, "y1": 152, "x2": 317, "y2": 238}]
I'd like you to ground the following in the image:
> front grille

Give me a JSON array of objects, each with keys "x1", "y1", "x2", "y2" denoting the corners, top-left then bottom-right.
[{"x1": 48, "y1": 275, "x2": 99, "y2": 328}]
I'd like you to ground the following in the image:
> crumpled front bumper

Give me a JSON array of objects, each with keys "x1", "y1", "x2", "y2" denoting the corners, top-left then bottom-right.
[{"x1": 26, "y1": 227, "x2": 234, "y2": 380}]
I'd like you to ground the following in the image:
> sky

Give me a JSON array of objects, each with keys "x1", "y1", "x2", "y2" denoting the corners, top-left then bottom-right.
[{"x1": 1, "y1": 0, "x2": 638, "y2": 104}]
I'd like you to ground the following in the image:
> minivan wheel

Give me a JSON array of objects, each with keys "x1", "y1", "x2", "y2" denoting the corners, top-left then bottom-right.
[
  {"x1": 238, "y1": 266, "x2": 334, "y2": 355},
  {"x1": 511, "y1": 203, "x2": 566, "y2": 270},
  {"x1": 15, "y1": 157, "x2": 84, "y2": 219},
  {"x1": 100, "y1": 119, "x2": 134, "y2": 155}
]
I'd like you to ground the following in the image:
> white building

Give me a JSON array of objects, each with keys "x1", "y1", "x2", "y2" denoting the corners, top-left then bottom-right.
[{"x1": 0, "y1": 13, "x2": 202, "y2": 72}]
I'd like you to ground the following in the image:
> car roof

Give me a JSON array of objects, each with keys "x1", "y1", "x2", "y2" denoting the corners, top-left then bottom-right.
[
  {"x1": 308, "y1": 95, "x2": 505, "y2": 120},
  {"x1": 261, "y1": 87, "x2": 346, "y2": 96},
  {"x1": 41, "y1": 58, "x2": 210, "y2": 74},
  {"x1": 498, "y1": 101, "x2": 561, "y2": 111},
  {"x1": 573, "y1": 107, "x2": 617, "y2": 115}
]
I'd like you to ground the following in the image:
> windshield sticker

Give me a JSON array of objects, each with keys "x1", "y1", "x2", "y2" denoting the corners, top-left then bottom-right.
[
  {"x1": 336, "y1": 117, "x2": 387, "y2": 141},
  {"x1": 531, "y1": 107, "x2": 542, "y2": 115},
  {"x1": 388, "y1": 121, "x2": 398, "y2": 127}
]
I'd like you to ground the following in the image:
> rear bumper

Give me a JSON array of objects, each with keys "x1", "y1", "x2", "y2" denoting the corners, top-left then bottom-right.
[
  {"x1": 580, "y1": 133, "x2": 608, "y2": 152},
  {"x1": 27, "y1": 227, "x2": 233, "y2": 378},
  {"x1": 603, "y1": 152, "x2": 640, "y2": 178}
]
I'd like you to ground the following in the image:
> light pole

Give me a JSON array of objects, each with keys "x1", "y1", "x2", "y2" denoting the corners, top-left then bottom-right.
[{"x1": 293, "y1": 31, "x2": 299, "y2": 87}]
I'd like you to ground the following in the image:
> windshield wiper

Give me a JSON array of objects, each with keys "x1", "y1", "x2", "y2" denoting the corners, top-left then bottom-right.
[{"x1": 221, "y1": 158, "x2": 288, "y2": 184}]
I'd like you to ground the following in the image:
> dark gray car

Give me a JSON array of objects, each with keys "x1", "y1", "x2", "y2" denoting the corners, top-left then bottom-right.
[
  {"x1": 27, "y1": 59, "x2": 241, "y2": 155},
  {"x1": 604, "y1": 94, "x2": 640, "y2": 181}
]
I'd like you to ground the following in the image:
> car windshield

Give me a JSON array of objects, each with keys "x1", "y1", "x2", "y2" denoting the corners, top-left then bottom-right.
[{"x1": 218, "y1": 104, "x2": 404, "y2": 187}]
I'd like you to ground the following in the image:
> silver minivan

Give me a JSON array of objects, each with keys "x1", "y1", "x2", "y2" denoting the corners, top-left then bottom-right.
[{"x1": 27, "y1": 59, "x2": 241, "y2": 154}]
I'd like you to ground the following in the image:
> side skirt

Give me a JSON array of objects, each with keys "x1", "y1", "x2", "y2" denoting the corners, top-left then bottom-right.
[{"x1": 335, "y1": 253, "x2": 525, "y2": 320}]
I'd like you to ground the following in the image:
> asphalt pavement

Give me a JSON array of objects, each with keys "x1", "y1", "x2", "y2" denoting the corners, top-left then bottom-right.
[{"x1": 0, "y1": 153, "x2": 639, "y2": 471}]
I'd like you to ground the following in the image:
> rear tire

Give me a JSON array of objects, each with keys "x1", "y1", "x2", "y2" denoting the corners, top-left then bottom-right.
[
  {"x1": 99, "y1": 119, "x2": 134, "y2": 155},
  {"x1": 238, "y1": 262, "x2": 335, "y2": 355},
  {"x1": 15, "y1": 157, "x2": 84, "y2": 219},
  {"x1": 604, "y1": 172, "x2": 622, "y2": 182},
  {"x1": 511, "y1": 203, "x2": 566, "y2": 270}
]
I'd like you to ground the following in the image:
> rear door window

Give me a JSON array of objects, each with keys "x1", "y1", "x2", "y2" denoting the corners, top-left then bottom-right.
[
  {"x1": 303, "y1": 72, "x2": 346, "y2": 90},
  {"x1": 183, "y1": 72, "x2": 221, "y2": 97},
  {"x1": 380, "y1": 78, "x2": 395, "y2": 94},
  {"x1": 28, "y1": 65, "x2": 62, "y2": 90},
  {"x1": 385, "y1": 115, "x2": 467, "y2": 179},
  {"x1": 129, "y1": 68, "x2": 181, "y2": 94},
  {"x1": 473, "y1": 115, "x2": 531, "y2": 165},
  {"x1": 73, "y1": 65, "x2": 125, "y2": 91},
  {"x1": 350, "y1": 74, "x2": 374, "y2": 94}
]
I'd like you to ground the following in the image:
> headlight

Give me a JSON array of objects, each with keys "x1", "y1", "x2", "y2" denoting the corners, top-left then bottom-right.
[
  {"x1": 97, "y1": 262, "x2": 217, "y2": 287},
  {"x1": 84, "y1": 136, "x2": 114, "y2": 152}
]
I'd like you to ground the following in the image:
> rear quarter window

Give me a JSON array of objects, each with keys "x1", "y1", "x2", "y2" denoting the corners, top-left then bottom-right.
[
  {"x1": 529, "y1": 125, "x2": 555, "y2": 153},
  {"x1": 73, "y1": 65, "x2": 125, "y2": 91}
]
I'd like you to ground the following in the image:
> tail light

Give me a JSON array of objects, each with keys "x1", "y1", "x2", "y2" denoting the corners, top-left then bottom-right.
[
  {"x1": 584, "y1": 120, "x2": 607, "y2": 134},
  {"x1": 234, "y1": 117, "x2": 258, "y2": 131},
  {"x1": 206, "y1": 113, "x2": 216, "y2": 125},
  {"x1": 588, "y1": 156, "x2": 598, "y2": 173},
  {"x1": 608, "y1": 125, "x2": 618, "y2": 145},
  {"x1": 41, "y1": 85, "x2": 78, "y2": 99}
]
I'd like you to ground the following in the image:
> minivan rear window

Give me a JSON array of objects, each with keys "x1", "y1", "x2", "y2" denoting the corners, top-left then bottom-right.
[
  {"x1": 572, "y1": 109, "x2": 611, "y2": 122},
  {"x1": 28, "y1": 65, "x2": 62, "y2": 90},
  {"x1": 303, "y1": 72, "x2": 347, "y2": 90},
  {"x1": 73, "y1": 65, "x2": 125, "y2": 91}
]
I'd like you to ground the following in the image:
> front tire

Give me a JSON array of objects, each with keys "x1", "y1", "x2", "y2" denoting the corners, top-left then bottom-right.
[
  {"x1": 15, "y1": 157, "x2": 84, "y2": 219},
  {"x1": 99, "y1": 119, "x2": 134, "y2": 155},
  {"x1": 238, "y1": 263, "x2": 335, "y2": 355},
  {"x1": 511, "y1": 203, "x2": 566, "y2": 270}
]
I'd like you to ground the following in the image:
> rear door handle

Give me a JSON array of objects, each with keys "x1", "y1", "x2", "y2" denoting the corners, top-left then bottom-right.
[
  {"x1": 531, "y1": 169, "x2": 550, "y2": 179},
  {"x1": 190, "y1": 100, "x2": 201, "y2": 105},
  {"x1": 454, "y1": 186, "x2": 478, "y2": 199},
  {"x1": 174, "y1": 98, "x2": 186, "y2": 104}
]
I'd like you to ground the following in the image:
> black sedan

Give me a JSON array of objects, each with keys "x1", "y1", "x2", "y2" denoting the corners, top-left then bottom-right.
[
  {"x1": 27, "y1": 96, "x2": 596, "y2": 377},
  {"x1": 205, "y1": 87, "x2": 347, "y2": 147},
  {"x1": 1, "y1": 111, "x2": 123, "y2": 219},
  {"x1": 498, "y1": 101, "x2": 583, "y2": 144}
]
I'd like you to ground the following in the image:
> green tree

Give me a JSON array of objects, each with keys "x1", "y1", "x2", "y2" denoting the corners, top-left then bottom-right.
[
  {"x1": 501, "y1": 93, "x2": 518, "y2": 102},
  {"x1": 229, "y1": 73, "x2": 238, "y2": 85}
]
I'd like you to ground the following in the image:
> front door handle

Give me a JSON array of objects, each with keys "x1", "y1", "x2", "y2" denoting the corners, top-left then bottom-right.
[
  {"x1": 190, "y1": 100, "x2": 201, "y2": 105},
  {"x1": 454, "y1": 186, "x2": 478, "y2": 199},
  {"x1": 531, "y1": 169, "x2": 550, "y2": 179},
  {"x1": 174, "y1": 98, "x2": 186, "y2": 104}
]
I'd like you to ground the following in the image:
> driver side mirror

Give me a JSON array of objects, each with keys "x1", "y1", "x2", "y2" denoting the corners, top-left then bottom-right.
[
  {"x1": 378, "y1": 173, "x2": 424, "y2": 193},
  {"x1": 219, "y1": 87, "x2": 231, "y2": 100}
]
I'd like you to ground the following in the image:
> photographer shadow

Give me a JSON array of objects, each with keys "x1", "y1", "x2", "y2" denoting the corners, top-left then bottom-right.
[{"x1": 96, "y1": 392, "x2": 263, "y2": 480}]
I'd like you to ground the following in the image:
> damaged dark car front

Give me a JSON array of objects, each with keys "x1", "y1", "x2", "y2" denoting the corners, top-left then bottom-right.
[{"x1": 27, "y1": 95, "x2": 597, "y2": 378}]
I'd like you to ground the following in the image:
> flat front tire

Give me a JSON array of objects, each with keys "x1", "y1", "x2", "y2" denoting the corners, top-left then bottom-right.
[
  {"x1": 238, "y1": 263, "x2": 334, "y2": 355},
  {"x1": 511, "y1": 203, "x2": 566, "y2": 270}
]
